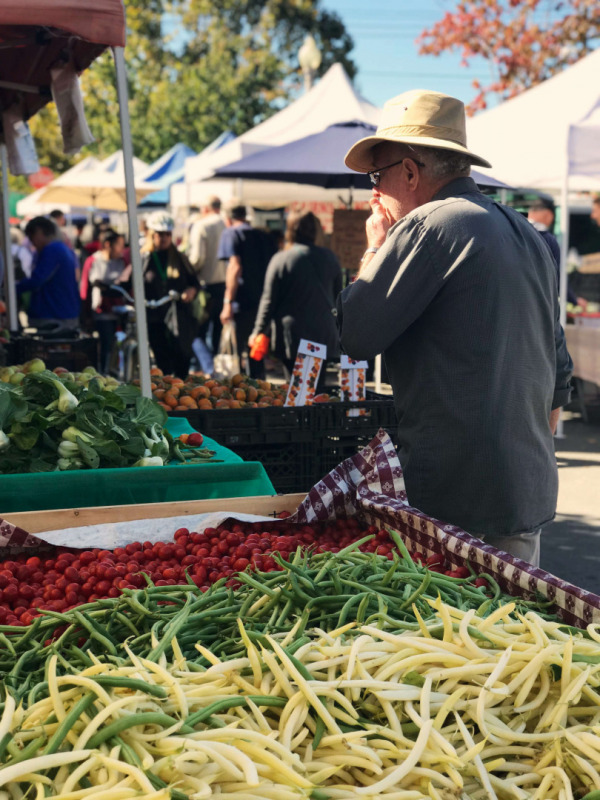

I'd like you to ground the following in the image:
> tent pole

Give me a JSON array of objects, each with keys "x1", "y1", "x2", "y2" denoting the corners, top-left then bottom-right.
[
  {"x1": 0, "y1": 144, "x2": 18, "y2": 332},
  {"x1": 112, "y1": 46, "x2": 152, "y2": 399},
  {"x1": 556, "y1": 158, "x2": 571, "y2": 440},
  {"x1": 374, "y1": 354, "x2": 382, "y2": 394}
]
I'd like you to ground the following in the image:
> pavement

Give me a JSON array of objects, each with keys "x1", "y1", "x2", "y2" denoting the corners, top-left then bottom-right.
[{"x1": 543, "y1": 406, "x2": 600, "y2": 594}]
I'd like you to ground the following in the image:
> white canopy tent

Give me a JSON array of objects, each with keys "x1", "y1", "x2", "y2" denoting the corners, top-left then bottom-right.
[
  {"x1": 177, "y1": 63, "x2": 381, "y2": 208},
  {"x1": 468, "y1": 48, "x2": 600, "y2": 437},
  {"x1": 34, "y1": 150, "x2": 153, "y2": 211},
  {"x1": 16, "y1": 156, "x2": 101, "y2": 216},
  {"x1": 466, "y1": 48, "x2": 600, "y2": 192},
  {"x1": 559, "y1": 95, "x2": 600, "y2": 325}
]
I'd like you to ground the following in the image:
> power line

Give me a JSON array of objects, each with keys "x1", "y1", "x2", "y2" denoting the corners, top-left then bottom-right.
[{"x1": 362, "y1": 71, "x2": 489, "y2": 79}]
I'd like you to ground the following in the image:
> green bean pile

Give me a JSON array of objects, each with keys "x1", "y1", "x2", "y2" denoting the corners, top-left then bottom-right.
[{"x1": 0, "y1": 533, "x2": 557, "y2": 706}]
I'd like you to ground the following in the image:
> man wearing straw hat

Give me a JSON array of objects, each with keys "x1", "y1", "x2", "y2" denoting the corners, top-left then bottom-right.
[{"x1": 338, "y1": 90, "x2": 573, "y2": 566}]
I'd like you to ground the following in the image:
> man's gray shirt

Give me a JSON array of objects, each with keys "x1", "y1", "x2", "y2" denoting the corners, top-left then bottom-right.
[{"x1": 337, "y1": 177, "x2": 573, "y2": 536}]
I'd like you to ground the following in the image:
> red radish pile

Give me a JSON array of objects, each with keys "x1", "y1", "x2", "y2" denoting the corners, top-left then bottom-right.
[{"x1": 0, "y1": 517, "x2": 477, "y2": 626}]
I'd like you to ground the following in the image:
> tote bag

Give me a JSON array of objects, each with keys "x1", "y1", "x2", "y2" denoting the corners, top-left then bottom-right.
[{"x1": 213, "y1": 322, "x2": 241, "y2": 379}]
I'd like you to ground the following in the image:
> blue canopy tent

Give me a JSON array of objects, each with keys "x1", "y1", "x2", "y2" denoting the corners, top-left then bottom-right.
[
  {"x1": 214, "y1": 121, "x2": 511, "y2": 195},
  {"x1": 139, "y1": 143, "x2": 197, "y2": 207},
  {"x1": 141, "y1": 133, "x2": 236, "y2": 206}
]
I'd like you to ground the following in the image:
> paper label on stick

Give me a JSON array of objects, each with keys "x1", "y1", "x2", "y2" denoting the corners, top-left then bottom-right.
[
  {"x1": 284, "y1": 339, "x2": 327, "y2": 407},
  {"x1": 340, "y1": 357, "x2": 367, "y2": 414},
  {"x1": 340, "y1": 355, "x2": 368, "y2": 370}
]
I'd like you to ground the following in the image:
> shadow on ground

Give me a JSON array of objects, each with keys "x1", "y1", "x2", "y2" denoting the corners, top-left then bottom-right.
[{"x1": 542, "y1": 513, "x2": 600, "y2": 595}]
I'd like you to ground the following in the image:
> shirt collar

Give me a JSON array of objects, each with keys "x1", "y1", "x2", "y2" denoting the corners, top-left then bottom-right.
[{"x1": 432, "y1": 176, "x2": 482, "y2": 203}]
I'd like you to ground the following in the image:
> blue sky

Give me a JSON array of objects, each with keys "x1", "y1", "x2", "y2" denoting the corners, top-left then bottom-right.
[{"x1": 320, "y1": 0, "x2": 493, "y2": 108}]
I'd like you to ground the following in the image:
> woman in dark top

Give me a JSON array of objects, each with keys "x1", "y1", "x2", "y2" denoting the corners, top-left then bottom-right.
[
  {"x1": 142, "y1": 211, "x2": 199, "y2": 378},
  {"x1": 250, "y1": 211, "x2": 342, "y2": 383}
]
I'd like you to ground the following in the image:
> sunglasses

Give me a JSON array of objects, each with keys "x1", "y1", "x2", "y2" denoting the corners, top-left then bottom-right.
[{"x1": 367, "y1": 157, "x2": 425, "y2": 187}]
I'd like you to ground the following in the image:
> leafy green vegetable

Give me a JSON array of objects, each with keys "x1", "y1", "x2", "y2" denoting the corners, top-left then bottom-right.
[
  {"x1": 132, "y1": 396, "x2": 168, "y2": 428},
  {"x1": 0, "y1": 374, "x2": 169, "y2": 473}
]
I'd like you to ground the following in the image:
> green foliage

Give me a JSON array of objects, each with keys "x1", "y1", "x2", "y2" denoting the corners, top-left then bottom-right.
[
  {"x1": 31, "y1": 0, "x2": 355, "y2": 175},
  {"x1": 418, "y1": 0, "x2": 600, "y2": 114}
]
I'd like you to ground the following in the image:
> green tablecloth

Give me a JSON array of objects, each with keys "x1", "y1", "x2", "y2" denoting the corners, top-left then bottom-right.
[{"x1": 0, "y1": 418, "x2": 275, "y2": 514}]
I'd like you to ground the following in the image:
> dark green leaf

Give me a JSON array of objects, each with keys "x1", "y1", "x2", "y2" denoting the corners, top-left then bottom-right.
[
  {"x1": 10, "y1": 424, "x2": 40, "y2": 451},
  {"x1": 76, "y1": 437, "x2": 100, "y2": 469},
  {"x1": 114, "y1": 385, "x2": 142, "y2": 406},
  {"x1": 93, "y1": 439, "x2": 124, "y2": 466},
  {"x1": 133, "y1": 397, "x2": 167, "y2": 428}
]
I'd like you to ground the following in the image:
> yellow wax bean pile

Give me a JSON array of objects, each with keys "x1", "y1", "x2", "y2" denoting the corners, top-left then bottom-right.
[{"x1": 2, "y1": 600, "x2": 600, "y2": 799}]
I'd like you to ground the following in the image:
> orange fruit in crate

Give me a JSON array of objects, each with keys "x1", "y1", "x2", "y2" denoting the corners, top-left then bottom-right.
[
  {"x1": 272, "y1": 398, "x2": 284, "y2": 406},
  {"x1": 164, "y1": 392, "x2": 179, "y2": 409},
  {"x1": 211, "y1": 386, "x2": 227, "y2": 398},
  {"x1": 231, "y1": 374, "x2": 245, "y2": 386},
  {"x1": 228, "y1": 400, "x2": 242, "y2": 409},
  {"x1": 154, "y1": 388, "x2": 166, "y2": 400},
  {"x1": 233, "y1": 388, "x2": 246, "y2": 401},
  {"x1": 215, "y1": 399, "x2": 230, "y2": 409},
  {"x1": 190, "y1": 385, "x2": 210, "y2": 400},
  {"x1": 205, "y1": 379, "x2": 218, "y2": 389},
  {"x1": 157, "y1": 402, "x2": 170, "y2": 411},
  {"x1": 246, "y1": 386, "x2": 258, "y2": 402},
  {"x1": 174, "y1": 404, "x2": 188, "y2": 410},
  {"x1": 198, "y1": 398, "x2": 213, "y2": 409},
  {"x1": 179, "y1": 396, "x2": 197, "y2": 409},
  {"x1": 150, "y1": 367, "x2": 163, "y2": 377}
]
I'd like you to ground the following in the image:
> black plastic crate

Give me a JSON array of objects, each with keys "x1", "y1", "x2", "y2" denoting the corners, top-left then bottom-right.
[
  {"x1": 171, "y1": 406, "x2": 309, "y2": 444},
  {"x1": 8, "y1": 336, "x2": 99, "y2": 372},
  {"x1": 235, "y1": 438, "x2": 316, "y2": 494},
  {"x1": 306, "y1": 396, "x2": 398, "y2": 434},
  {"x1": 316, "y1": 427, "x2": 400, "y2": 479}
]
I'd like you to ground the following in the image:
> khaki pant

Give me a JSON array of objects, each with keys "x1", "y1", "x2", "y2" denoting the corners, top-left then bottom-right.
[{"x1": 477, "y1": 528, "x2": 541, "y2": 567}]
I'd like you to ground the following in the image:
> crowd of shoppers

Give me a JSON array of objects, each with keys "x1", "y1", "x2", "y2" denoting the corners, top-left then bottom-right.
[{"x1": 7, "y1": 199, "x2": 343, "y2": 381}]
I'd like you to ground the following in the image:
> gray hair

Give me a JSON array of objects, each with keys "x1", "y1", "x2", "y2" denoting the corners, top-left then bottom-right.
[{"x1": 407, "y1": 144, "x2": 471, "y2": 179}]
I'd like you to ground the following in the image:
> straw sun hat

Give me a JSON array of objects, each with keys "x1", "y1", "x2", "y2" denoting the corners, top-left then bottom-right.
[{"x1": 345, "y1": 89, "x2": 491, "y2": 172}]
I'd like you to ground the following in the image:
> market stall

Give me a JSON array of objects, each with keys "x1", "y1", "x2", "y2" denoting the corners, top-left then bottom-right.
[
  {"x1": 0, "y1": 367, "x2": 274, "y2": 512},
  {"x1": 0, "y1": 0, "x2": 154, "y2": 398},
  {"x1": 566, "y1": 325, "x2": 600, "y2": 387},
  {"x1": 0, "y1": 432, "x2": 599, "y2": 797}
]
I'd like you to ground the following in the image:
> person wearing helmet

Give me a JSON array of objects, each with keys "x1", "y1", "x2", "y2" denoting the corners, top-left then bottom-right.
[{"x1": 142, "y1": 211, "x2": 200, "y2": 378}]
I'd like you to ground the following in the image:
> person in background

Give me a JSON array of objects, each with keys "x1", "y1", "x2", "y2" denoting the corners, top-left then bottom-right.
[
  {"x1": 17, "y1": 216, "x2": 80, "y2": 330},
  {"x1": 87, "y1": 230, "x2": 131, "y2": 373},
  {"x1": 49, "y1": 209, "x2": 73, "y2": 251},
  {"x1": 142, "y1": 211, "x2": 200, "y2": 378},
  {"x1": 250, "y1": 211, "x2": 342, "y2": 389},
  {"x1": 138, "y1": 216, "x2": 150, "y2": 250},
  {"x1": 189, "y1": 195, "x2": 226, "y2": 367},
  {"x1": 338, "y1": 89, "x2": 573, "y2": 567},
  {"x1": 49, "y1": 209, "x2": 66, "y2": 229},
  {"x1": 73, "y1": 222, "x2": 87, "y2": 265},
  {"x1": 591, "y1": 196, "x2": 600, "y2": 228},
  {"x1": 527, "y1": 198, "x2": 586, "y2": 309},
  {"x1": 218, "y1": 199, "x2": 276, "y2": 379},
  {"x1": 13, "y1": 225, "x2": 35, "y2": 279}
]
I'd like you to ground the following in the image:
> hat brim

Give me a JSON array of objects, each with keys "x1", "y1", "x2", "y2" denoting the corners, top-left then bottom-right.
[{"x1": 345, "y1": 134, "x2": 492, "y2": 172}]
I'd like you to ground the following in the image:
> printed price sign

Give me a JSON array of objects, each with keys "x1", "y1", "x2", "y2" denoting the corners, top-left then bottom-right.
[
  {"x1": 340, "y1": 355, "x2": 368, "y2": 415},
  {"x1": 284, "y1": 340, "x2": 327, "y2": 407}
]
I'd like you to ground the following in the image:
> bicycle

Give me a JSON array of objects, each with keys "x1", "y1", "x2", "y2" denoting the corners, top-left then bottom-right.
[{"x1": 100, "y1": 284, "x2": 180, "y2": 383}]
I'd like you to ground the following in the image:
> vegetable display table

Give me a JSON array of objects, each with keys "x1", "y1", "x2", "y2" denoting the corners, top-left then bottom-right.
[
  {"x1": 566, "y1": 325, "x2": 600, "y2": 386},
  {"x1": 0, "y1": 417, "x2": 275, "y2": 514}
]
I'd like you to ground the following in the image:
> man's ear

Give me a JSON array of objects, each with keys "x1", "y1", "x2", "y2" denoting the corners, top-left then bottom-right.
[{"x1": 404, "y1": 158, "x2": 421, "y2": 191}]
